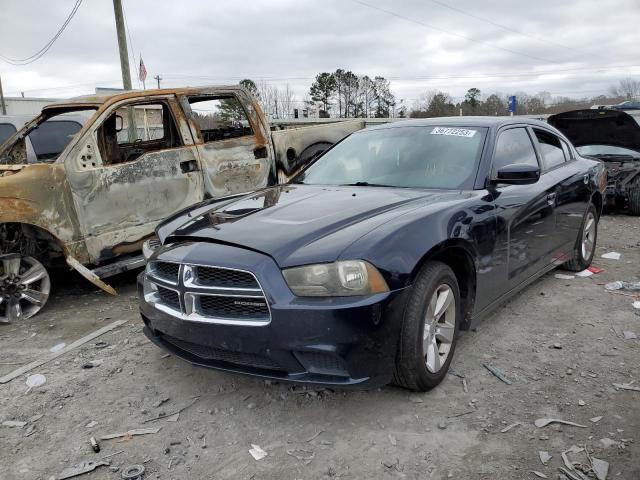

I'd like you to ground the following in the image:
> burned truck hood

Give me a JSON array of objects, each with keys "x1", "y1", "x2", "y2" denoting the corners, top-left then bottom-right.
[
  {"x1": 156, "y1": 184, "x2": 456, "y2": 267},
  {"x1": 548, "y1": 109, "x2": 640, "y2": 152}
]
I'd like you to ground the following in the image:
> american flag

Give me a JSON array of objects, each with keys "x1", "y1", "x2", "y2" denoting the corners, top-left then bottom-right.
[{"x1": 139, "y1": 58, "x2": 147, "y2": 83}]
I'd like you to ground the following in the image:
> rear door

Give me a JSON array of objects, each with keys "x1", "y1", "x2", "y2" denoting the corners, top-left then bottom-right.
[
  {"x1": 531, "y1": 127, "x2": 590, "y2": 252},
  {"x1": 65, "y1": 95, "x2": 204, "y2": 262},
  {"x1": 490, "y1": 127, "x2": 560, "y2": 289},
  {"x1": 179, "y1": 89, "x2": 273, "y2": 198}
]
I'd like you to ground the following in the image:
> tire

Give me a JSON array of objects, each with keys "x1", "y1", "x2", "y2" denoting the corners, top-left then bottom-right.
[
  {"x1": 628, "y1": 183, "x2": 640, "y2": 216},
  {"x1": 0, "y1": 254, "x2": 51, "y2": 323},
  {"x1": 393, "y1": 261, "x2": 460, "y2": 391},
  {"x1": 562, "y1": 204, "x2": 598, "y2": 272}
]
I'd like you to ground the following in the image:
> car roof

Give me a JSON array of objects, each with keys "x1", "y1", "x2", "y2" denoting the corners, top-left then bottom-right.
[{"x1": 364, "y1": 116, "x2": 551, "y2": 131}]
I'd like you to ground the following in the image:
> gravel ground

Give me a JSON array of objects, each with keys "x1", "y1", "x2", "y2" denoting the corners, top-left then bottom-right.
[{"x1": 0, "y1": 214, "x2": 638, "y2": 480}]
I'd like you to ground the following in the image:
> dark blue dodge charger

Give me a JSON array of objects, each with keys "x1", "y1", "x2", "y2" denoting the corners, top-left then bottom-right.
[{"x1": 139, "y1": 117, "x2": 605, "y2": 391}]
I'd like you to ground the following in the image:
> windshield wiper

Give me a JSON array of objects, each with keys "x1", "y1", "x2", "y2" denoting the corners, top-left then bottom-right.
[{"x1": 342, "y1": 181, "x2": 393, "y2": 187}]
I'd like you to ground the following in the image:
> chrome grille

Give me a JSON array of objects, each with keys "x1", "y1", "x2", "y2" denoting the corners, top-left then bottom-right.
[{"x1": 144, "y1": 262, "x2": 270, "y2": 325}]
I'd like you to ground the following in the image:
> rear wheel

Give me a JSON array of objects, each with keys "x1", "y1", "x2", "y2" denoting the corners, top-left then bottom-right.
[
  {"x1": 394, "y1": 261, "x2": 460, "y2": 391},
  {"x1": 0, "y1": 254, "x2": 50, "y2": 323},
  {"x1": 628, "y1": 180, "x2": 640, "y2": 216},
  {"x1": 562, "y1": 204, "x2": 597, "y2": 272}
]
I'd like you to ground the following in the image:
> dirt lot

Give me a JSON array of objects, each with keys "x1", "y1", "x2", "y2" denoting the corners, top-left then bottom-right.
[{"x1": 1, "y1": 214, "x2": 638, "y2": 480}]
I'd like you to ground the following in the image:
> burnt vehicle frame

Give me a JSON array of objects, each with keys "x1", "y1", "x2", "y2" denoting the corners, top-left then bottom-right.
[
  {"x1": 0, "y1": 86, "x2": 363, "y2": 323},
  {"x1": 140, "y1": 117, "x2": 606, "y2": 391}
]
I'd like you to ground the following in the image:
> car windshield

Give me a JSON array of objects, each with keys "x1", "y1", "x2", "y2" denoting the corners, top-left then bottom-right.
[
  {"x1": 294, "y1": 125, "x2": 487, "y2": 189},
  {"x1": 577, "y1": 144, "x2": 640, "y2": 158}
]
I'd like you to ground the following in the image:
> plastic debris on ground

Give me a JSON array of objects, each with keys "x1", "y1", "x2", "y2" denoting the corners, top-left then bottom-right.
[
  {"x1": 604, "y1": 280, "x2": 640, "y2": 291},
  {"x1": 482, "y1": 363, "x2": 512, "y2": 384},
  {"x1": 99, "y1": 427, "x2": 161, "y2": 440},
  {"x1": 538, "y1": 451, "x2": 552, "y2": 465},
  {"x1": 590, "y1": 416, "x2": 603, "y2": 423},
  {"x1": 623, "y1": 331, "x2": 637, "y2": 340},
  {"x1": 612, "y1": 382, "x2": 640, "y2": 392},
  {"x1": 633, "y1": 301, "x2": 640, "y2": 309},
  {"x1": 601, "y1": 252, "x2": 621, "y2": 260},
  {"x1": 575, "y1": 269, "x2": 593, "y2": 277},
  {"x1": 534, "y1": 418, "x2": 587, "y2": 428},
  {"x1": 500, "y1": 422, "x2": 521, "y2": 433},
  {"x1": 591, "y1": 458, "x2": 609, "y2": 480},
  {"x1": 554, "y1": 273, "x2": 575, "y2": 280},
  {"x1": 25, "y1": 373, "x2": 46, "y2": 391},
  {"x1": 2, "y1": 420, "x2": 27, "y2": 428},
  {"x1": 49, "y1": 342, "x2": 66, "y2": 353},
  {"x1": 57, "y1": 460, "x2": 109, "y2": 480},
  {"x1": 531, "y1": 471, "x2": 547, "y2": 478},
  {"x1": 249, "y1": 444, "x2": 268, "y2": 460}
]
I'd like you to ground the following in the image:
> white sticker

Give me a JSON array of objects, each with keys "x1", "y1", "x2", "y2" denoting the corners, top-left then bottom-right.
[{"x1": 430, "y1": 127, "x2": 477, "y2": 138}]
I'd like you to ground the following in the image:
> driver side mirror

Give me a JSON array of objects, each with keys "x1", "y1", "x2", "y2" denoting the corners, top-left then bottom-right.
[
  {"x1": 493, "y1": 163, "x2": 540, "y2": 185},
  {"x1": 114, "y1": 115, "x2": 123, "y2": 132}
]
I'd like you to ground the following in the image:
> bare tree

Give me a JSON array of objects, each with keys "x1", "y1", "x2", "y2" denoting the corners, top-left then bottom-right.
[{"x1": 610, "y1": 78, "x2": 640, "y2": 100}]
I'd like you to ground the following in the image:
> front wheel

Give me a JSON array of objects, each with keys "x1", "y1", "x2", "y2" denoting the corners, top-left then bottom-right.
[
  {"x1": 628, "y1": 181, "x2": 640, "y2": 216},
  {"x1": 0, "y1": 254, "x2": 51, "y2": 323},
  {"x1": 394, "y1": 261, "x2": 460, "y2": 391},
  {"x1": 562, "y1": 204, "x2": 598, "y2": 272}
]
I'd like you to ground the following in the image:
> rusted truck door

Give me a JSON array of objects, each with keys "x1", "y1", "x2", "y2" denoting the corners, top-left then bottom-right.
[
  {"x1": 179, "y1": 89, "x2": 273, "y2": 198},
  {"x1": 65, "y1": 95, "x2": 204, "y2": 262}
]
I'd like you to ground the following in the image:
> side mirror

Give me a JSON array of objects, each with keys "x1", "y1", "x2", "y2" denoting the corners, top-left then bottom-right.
[
  {"x1": 493, "y1": 163, "x2": 540, "y2": 185},
  {"x1": 114, "y1": 115, "x2": 123, "y2": 132}
]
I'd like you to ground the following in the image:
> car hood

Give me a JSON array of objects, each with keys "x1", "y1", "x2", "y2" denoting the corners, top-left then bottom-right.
[
  {"x1": 158, "y1": 184, "x2": 461, "y2": 267},
  {"x1": 548, "y1": 109, "x2": 640, "y2": 152}
]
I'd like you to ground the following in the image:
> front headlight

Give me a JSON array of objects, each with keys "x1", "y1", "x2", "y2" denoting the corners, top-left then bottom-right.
[
  {"x1": 142, "y1": 235, "x2": 161, "y2": 261},
  {"x1": 282, "y1": 260, "x2": 389, "y2": 297}
]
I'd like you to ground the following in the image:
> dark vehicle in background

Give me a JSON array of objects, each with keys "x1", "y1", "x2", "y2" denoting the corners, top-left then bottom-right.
[
  {"x1": 139, "y1": 117, "x2": 605, "y2": 391},
  {"x1": 548, "y1": 109, "x2": 640, "y2": 215},
  {"x1": 609, "y1": 100, "x2": 640, "y2": 111}
]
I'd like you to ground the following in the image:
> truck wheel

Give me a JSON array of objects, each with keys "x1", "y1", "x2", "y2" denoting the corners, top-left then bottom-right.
[
  {"x1": 562, "y1": 204, "x2": 598, "y2": 272},
  {"x1": 0, "y1": 254, "x2": 50, "y2": 323},
  {"x1": 628, "y1": 182, "x2": 640, "y2": 216},
  {"x1": 393, "y1": 261, "x2": 460, "y2": 391}
]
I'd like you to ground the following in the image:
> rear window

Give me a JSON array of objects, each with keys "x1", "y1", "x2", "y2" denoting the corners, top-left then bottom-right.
[
  {"x1": 28, "y1": 120, "x2": 82, "y2": 161},
  {"x1": 0, "y1": 123, "x2": 17, "y2": 145}
]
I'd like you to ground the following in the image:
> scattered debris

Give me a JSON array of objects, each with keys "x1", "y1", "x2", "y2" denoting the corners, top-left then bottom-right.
[
  {"x1": 600, "y1": 438, "x2": 619, "y2": 449},
  {"x1": 604, "y1": 280, "x2": 640, "y2": 291},
  {"x1": 50, "y1": 342, "x2": 66, "y2": 353},
  {"x1": 612, "y1": 382, "x2": 640, "y2": 392},
  {"x1": 534, "y1": 418, "x2": 587, "y2": 428},
  {"x1": 58, "y1": 460, "x2": 109, "y2": 480},
  {"x1": 388, "y1": 434, "x2": 397, "y2": 446},
  {"x1": 633, "y1": 300, "x2": 640, "y2": 309},
  {"x1": 588, "y1": 266, "x2": 604, "y2": 274},
  {"x1": 90, "y1": 437, "x2": 100, "y2": 453},
  {"x1": 531, "y1": 471, "x2": 548, "y2": 478},
  {"x1": 590, "y1": 416, "x2": 603, "y2": 423},
  {"x1": 2, "y1": 420, "x2": 27, "y2": 428},
  {"x1": 591, "y1": 458, "x2": 609, "y2": 480},
  {"x1": 447, "y1": 410, "x2": 474, "y2": 418},
  {"x1": 25, "y1": 373, "x2": 46, "y2": 391},
  {"x1": 555, "y1": 273, "x2": 575, "y2": 280},
  {"x1": 101, "y1": 450, "x2": 124, "y2": 460},
  {"x1": 305, "y1": 430, "x2": 325, "y2": 443},
  {"x1": 552, "y1": 343, "x2": 563, "y2": 349},
  {"x1": 462, "y1": 378, "x2": 468, "y2": 393},
  {"x1": 165, "y1": 413, "x2": 180, "y2": 422},
  {"x1": 578, "y1": 399, "x2": 585, "y2": 406},
  {"x1": 0, "y1": 320, "x2": 126, "y2": 384},
  {"x1": 575, "y1": 269, "x2": 593, "y2": 277},
  {"x1": 601, "y1": 252, "x2": 621, "y2": 260},
  {"x1": 82, "y1": 359, "x2": 104, "y2": 369},
  {"x1": 409, "y1": 395, "x2": 423, "y2": 403},
  {"x1": 482, "y1": 363, "x2": 512, "y2": 384},
  {"x1": 120, "y1": 464, "x2": 145, "y2": 479},
  {"x1": 142, "y1": 397, "x2": 199, "y2": 423},
  {"x1": 437, "y1": 421, "x2": 448, "y2": 430},
  {"x1": 249, "y1": 444, "x2": 268, "y2": 460},
  {"x1": 154, "y1": 397, "x2": 170, "y2": 408},
  {"x1": 287, "y1": 448, "x2": 315, "y2": 464},
  {"x1": 622, "y1": 331, "x2": 637, "y2": 340},
  {"x1": 500, "y1": 422, "x2": 521, "y2": 433},
  {"x1": 100, "y1": 427, "x2": 161, "y2": 440},
  {"x1": 86, "y1": 420, "x2": 98, "y2": 428},
  {"x1": 539, "y1": 451, "x2": 552, "y2": 465}
]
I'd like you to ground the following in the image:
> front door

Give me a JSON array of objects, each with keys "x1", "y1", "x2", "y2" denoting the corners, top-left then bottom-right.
[{"x1": 65, "y1": 96, "x2": 204, "y2": 262}]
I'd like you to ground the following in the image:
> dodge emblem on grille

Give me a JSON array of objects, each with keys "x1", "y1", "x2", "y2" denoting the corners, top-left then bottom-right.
[{"x1": 234, "y1": 300, "x2": 265, "y2": 307}]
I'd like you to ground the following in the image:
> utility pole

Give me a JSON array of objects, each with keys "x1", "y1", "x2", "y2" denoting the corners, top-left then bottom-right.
[
  {"x1": 0, "y1": 73, "x2": 6, "y2": 115},
  {"x1": 154, "y1": 75, "x2": 162, "y2": 89},
  {"x1": 112, "y1": 0, "x2": 136, "y2": 140}
]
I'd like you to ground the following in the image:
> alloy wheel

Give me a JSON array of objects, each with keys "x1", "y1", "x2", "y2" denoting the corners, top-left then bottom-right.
[
  {"x1": 422, "y1": 284, "x2": 456, "y2": 373},
  {"x1": 0, "y1": 254, "x2": 50, "y2": 323},
  {"x1": 581, "y1": 212, "x2": 596, "y2": 260}
]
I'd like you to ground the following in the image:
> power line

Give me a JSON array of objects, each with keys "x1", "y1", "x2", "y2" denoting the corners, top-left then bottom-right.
[
  {"x1": 0, "y1": 0, "x2": 83, "y2": 66},
  {"x1": 425, "y1": 0, "x2": 607, "y2": 61},
  {"x1": 350, "y1": 0, "x2": 564, "y2": 65}
]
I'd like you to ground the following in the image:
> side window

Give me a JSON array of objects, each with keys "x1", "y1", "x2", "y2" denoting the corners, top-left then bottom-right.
[
  {"x1": 97, "y1": 102, "x2": 181, "y2": 165},
  {"x1": 493, "y1": 127, "x2": 538, "y2": 174},
  {"x1": 0, "y1": 123, "x2": 17, "y2": 145},
  {"x1": 187, "y1": 96, "x2": 254, "y2": 143},
  {"x1": 28, "y1": 120, "x2": 82, "y2": 162},
  {"x1": 534, "y1": 129, "x2": 566, "y2": 170}
]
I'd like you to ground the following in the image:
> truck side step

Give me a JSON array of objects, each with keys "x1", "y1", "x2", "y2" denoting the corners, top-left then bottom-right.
[{"x1": 91, "y1": 255, "x2": 146, "y2": 279}]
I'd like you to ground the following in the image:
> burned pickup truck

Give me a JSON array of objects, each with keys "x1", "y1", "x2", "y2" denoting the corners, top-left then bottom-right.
[
  {"x1": 548, "y1": 109, "x2": 640, "y2": 215},
  {"x1": 0, "y1": 86, "x2": 363, "y2": 322}
]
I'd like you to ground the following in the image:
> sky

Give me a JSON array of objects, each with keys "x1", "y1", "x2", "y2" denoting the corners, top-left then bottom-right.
[{"x1": 1, "y1": 0, "x2": 639, "y2": 107}]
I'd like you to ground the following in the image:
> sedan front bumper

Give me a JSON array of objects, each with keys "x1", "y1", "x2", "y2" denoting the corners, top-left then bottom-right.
[{"x1": 138, "y1": 242, "x2": 410, "y2": 388}]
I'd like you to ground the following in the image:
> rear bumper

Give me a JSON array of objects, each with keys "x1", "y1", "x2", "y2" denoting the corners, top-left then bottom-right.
[{"x1": 138, "y1": 243, "x2": 410, "y2": 388}]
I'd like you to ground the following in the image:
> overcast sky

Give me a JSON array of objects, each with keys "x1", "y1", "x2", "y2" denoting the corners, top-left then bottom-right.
[{"x1": 1, "y1": 0, "x2": 639, "y2": 106}]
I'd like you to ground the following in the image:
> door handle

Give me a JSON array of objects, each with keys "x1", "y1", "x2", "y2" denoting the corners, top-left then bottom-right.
[
  {"x1": 254, "y1": 146, "x2": 268, "y2": 159},
  {"x1": 547, "y1": 192, "x2": 557, "y2": 206},
  {"x1": 180, "y1": 159, "x2": 198, "y2": 173},
  {"x1": 583, "y1": 173, "x2": 589, "y2": 185}
]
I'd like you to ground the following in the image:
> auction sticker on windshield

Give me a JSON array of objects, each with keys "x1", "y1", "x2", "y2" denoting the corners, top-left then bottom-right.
[{"x1": 430, "y1": 127, "x2": 477, "y2": 138}]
